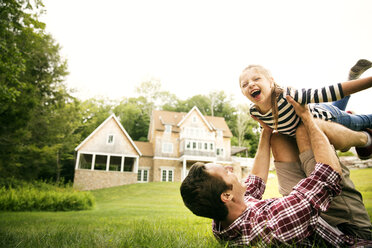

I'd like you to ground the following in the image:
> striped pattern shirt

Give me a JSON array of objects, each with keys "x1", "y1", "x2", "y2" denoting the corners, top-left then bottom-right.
[
  {"x1": 249, "y1": 83, "x2": 344, "y2": 136},
  {"x1": 212, "y1": 163, "x2": 361, "y2": 247}
]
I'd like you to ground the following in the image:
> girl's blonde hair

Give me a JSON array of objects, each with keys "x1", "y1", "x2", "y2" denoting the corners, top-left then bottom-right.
[{"x1": 241, "y1": 65, "x2": 283, "y2": 131}]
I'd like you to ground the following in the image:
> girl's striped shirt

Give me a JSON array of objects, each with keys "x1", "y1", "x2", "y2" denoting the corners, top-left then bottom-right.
[{"x1": 249, "y1": 83, "x2": 344, "y2": 136}]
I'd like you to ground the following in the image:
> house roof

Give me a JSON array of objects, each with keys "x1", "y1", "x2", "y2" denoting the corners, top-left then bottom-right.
[
  {"x1": 177, "y1": 106, "x2": 213, "y2": 130},
  {"x1": 151, "y1": 106, "x2": 233, "y2": 137},
  {"x1": 75, "y1": 114, "x2": 142, "y2": 156},
  {"x1": 231, "y1": 146, "x2": 248, "y2": 155},
  {"x1": 134, "y1": 141, "x2": 154, "y2": 157}
]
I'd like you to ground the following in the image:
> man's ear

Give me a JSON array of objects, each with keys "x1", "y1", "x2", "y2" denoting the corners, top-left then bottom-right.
[{"x1": 220, "y1": 191, "x2": 233, "y2": 203}]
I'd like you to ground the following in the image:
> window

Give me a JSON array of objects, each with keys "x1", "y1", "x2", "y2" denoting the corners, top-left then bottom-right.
[
  {"x1": 198, "y1": 142, "x2": 202, "y2": 150},
  {"x1": 217, "y1": 130, "x2": 223, "y2": 138},
  {"x1": 186, "y1": 141, "x2": 191, "y2": 149},
  {"x1": 161, "y1": 169, "x2": 174, "y2": 182},
  {"x1": 165, "y1": 124, "x2": 172, "y2": 133},
  {"x1": 162, "y1": 143, "x2": 173, "y2": 153},
  {"x1": 124, "y1": 157, "x2": 135, "y2": 172},
  {"x1": 78, "y1": 153, "x2": 92, "y2": 169},
  {"x1": 210, "y1": 143, "x2": 214, "y2": 151},
  {"x1": 217, "y1": 148, "x2": 224, "y2": 156},
  {"x1": 107, "y1": 134, "x2": 114, "y2": 144},
  {"x1": 192, "y1": 116, "x2": 197, "y2": 123},
  {"x1": 138, "y1": 169, "x2": 149, "y2": 182},
  {"x1": 204, "y1": 143, "x2": 208, "y2": 150},
  {"x1": 95, "y1": 155, "x2": 107, "y2": 170},
  {"x1": 109, "y1": 156, "x2": 121, "y2": 171}
]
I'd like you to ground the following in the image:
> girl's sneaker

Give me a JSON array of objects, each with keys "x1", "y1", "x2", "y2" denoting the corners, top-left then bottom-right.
[{"x1": 356, "y1": 129, "x2": 372, "y2": 160}]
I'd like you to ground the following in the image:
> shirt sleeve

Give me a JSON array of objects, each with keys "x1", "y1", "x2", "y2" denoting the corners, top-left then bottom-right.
[
  {"x1": 283, "y1": 84, "x2": 344, "y2": 104},
  {"x1": 245, "y1": 163, "x2": 341, "y2": 244},
  {"x1": 244, "y1": 174, "x2": 266, "y2": 200}
]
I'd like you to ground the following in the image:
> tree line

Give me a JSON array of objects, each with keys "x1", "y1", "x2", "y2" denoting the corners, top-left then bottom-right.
[{"x1": 0, "y1": 0, "x2": 260, "y2": 182}]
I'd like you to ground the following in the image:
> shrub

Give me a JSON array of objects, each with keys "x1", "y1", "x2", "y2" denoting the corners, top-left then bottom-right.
[{"x1": 0, "y1": 179, "x2": 95, "y2": 211}]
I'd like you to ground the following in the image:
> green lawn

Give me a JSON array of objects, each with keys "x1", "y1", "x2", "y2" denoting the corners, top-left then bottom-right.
[{"x1": 0, "y1": 168, "x2": 371, "y2": 248}]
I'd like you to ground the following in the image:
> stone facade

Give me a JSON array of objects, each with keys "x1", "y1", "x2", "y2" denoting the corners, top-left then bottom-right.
[{"x1": 74, "y1": 169, "x2": 137, "y2": 190}]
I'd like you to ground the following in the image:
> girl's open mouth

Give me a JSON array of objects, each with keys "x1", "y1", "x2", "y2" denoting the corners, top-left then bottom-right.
[{"x1": 251, "y1": 90, "x2": 261, "y2": 100}]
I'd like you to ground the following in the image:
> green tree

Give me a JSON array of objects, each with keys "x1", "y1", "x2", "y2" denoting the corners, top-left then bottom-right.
[
  {"x1": 0, "y1": 0, "x2": 73, "y2": 180},
  {"x1": 114, "y1": 96, "x2": 150, "y2": 141}
]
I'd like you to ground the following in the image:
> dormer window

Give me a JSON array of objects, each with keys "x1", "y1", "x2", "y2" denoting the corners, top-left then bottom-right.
[
  {"x1": 165, "y1": 124, "x2": 172, "y2": 133},
  {"x1": 217, "y1": 130, "x2": 223, "y2": 138},
  {"x1": 107, "y1": 134, "x2": 114, "y2": 144}
]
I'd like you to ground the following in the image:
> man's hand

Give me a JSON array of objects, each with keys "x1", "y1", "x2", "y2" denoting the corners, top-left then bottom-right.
[
  {"x1": 285, "y1": 96, "x2": 311, "y2": 121},
  {"x1": 251, "y1": 115, "x2": 273, "y2": 133}
]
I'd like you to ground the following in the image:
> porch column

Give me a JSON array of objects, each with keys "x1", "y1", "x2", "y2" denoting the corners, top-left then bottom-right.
[
  {"x1": 120, "y1": 156, "x2": 125, "y2": 172},
  {"x1": 75, "y1": 152, "x2": 80, "y2": 169},
  {"x1": 182, "y1": 157, "x2": 186, "y2": 181},
  {"x1": 106, "y1": 155, "x2": 110, "y2": 171},
  {"x1": 91, "y1": 154, "x2": 96, "y2": 170},
  {"x1": 134, "y1": 156, "x2": 139, "y2": 173}
]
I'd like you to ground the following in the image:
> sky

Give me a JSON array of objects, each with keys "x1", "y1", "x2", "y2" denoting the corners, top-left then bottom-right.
[{"x1": 40, "y1": 0, "x2": 372, "y2": 114}]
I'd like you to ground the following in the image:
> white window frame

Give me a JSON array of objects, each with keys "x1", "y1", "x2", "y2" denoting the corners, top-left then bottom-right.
[
  {"x1": 160, "y1": 168, "x2": 174, "y2": 182},
  {"x1": 137, "y1": 168, "x2": 149, "y2": 182},
  {"x1": 216, "y1": 147, "x2": 224, "y2": 157},
  {"x1": 107, "y1": 134, "x2": 114, "y2": 145},
  {"x1": 210, "y1": 142, "x2": 214, "y2": 151},
  {"x1": 165, "y1": 124, "x2": 172, "y2": 133},
  {"x1": 162, "y1": 142, "x2": 174, "y2": 153},
  {"x1": 192, "y1": 116, "x2": 197, "y2": 123}
]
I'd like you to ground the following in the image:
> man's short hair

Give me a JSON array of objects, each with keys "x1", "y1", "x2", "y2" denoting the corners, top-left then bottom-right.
[{"x1": 180, "y1": 162, "x2": 232, "y2": 221}]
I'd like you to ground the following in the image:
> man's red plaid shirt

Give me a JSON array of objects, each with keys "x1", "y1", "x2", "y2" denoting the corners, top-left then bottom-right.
[{"x1": 212, "y1": 163, "x2": 364, "y2": 247}]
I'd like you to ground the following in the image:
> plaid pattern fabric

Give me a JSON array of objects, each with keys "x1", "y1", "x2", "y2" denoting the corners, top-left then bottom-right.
[
  {"x1": 212, "y1": 163, "x2": 361, "y2": 247},
  {"x1": 250, "y1": 83, "x2": 343, "y2": 136}
]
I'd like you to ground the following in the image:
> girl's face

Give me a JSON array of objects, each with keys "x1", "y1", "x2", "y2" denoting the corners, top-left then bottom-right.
[{"x1": 239, "y1": 68, "x2": 274, "y2": 111}]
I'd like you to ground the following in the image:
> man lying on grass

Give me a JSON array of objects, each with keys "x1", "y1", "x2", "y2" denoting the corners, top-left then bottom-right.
[{"x1": 180, "y1": 96, "x2": 372, "y2": 247}]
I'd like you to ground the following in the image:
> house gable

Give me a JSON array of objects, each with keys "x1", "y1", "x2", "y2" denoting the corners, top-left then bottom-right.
[
  {"x1": 75, "y1": 114, "x2": 142, "y2": 156},
  {"x1": 177, "y1": 106, "x2": 213, "y2": 130}
]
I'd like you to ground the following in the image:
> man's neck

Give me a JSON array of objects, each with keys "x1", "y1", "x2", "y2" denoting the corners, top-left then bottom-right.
[{"x1": 221, "y1": 203, "x2": 247, "y2": 228}]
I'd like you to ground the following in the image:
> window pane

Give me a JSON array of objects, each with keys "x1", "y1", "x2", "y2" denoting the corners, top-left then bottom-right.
[
  {"x1": 162, "y1": 170, "x2": 167, "y2": 182},
  {"x1": 193, "y1": 142, "x2": 196, "y2": 149},
  {"x1": 143, "y1": 170, "x2": 148, "y2": 181},
  {"x1": 108, "y1": 135, "x2": 114, "y2": 144},
  {"x1": 109, "y1": 156, "x2": 121, "y2": 171},
  {"x1": 168, "y1": 170, "x2": 173, "y2": 182},
  {"x1": 124, "y1": 157, "x2": 135, "y2": 172},
  {"x1": 95, "y1": 155, "x2": 107, "y2": 170},
  {"x1": 137, "y1": 170, "x2": 142, "y2": 181},
  {"x1": 79, "y1": 154, "x2": 93, "y2": 169},
  {"x1": 204, "y1": 143, "x2": 207, "y2": 150}
]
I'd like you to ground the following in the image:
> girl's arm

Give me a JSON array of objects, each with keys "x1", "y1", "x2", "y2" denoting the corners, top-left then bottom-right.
[
  {"x1": 284, "y1": 76, "x2": 372, "y2": 104},
  {"x1": 341, "y1": 76, "x2": 372, "y2": 96}
]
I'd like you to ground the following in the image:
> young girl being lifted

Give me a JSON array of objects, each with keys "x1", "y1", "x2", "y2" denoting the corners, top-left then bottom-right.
[{"x1": 239, "y1": 59, "x2": 372, "y2": 159}]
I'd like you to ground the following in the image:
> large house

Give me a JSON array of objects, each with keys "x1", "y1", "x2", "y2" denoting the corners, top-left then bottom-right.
[{"x1": 74, "y1": 106, "x2": 249, "y2": 190}]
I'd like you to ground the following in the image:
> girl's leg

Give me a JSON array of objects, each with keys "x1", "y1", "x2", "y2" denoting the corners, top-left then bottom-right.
[
  {"x1": 331, "y1": 59, "x2": 372, "y2": 111},
  {"x1": 331, "y1": 95, "x2": 350, "y2": 111},
  {"x1": 318, "y1": 103, "x2": 372, "y2": 131}
]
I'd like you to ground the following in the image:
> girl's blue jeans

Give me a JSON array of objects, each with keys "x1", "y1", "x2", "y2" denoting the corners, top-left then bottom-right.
[{"x1": 315, "y1": 96, "x2": 372, "y2": 131}]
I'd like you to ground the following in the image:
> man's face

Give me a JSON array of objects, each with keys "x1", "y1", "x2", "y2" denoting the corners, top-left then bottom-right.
[{"x1": 205, "y1": 163, "x2": 246, "y2": 200}]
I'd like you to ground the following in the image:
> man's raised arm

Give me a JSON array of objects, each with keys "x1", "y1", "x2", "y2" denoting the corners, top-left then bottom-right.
[{"x1": 286, "y1": 96, "x2": 342, "y2": 175}]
